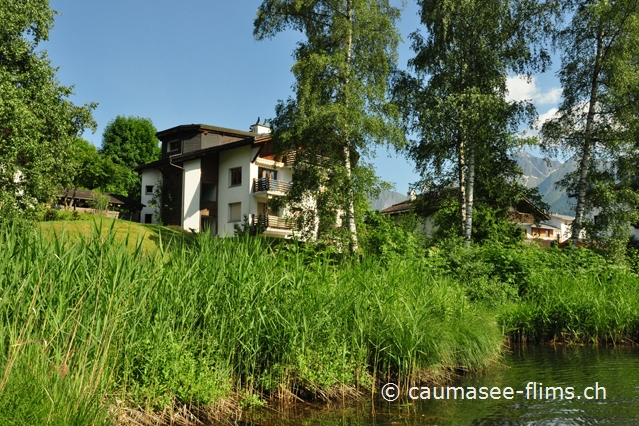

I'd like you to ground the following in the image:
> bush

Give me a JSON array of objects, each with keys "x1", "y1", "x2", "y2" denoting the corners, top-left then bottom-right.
[{"x1": 360, "y1": 211, "x2": 424, "y2": 261}]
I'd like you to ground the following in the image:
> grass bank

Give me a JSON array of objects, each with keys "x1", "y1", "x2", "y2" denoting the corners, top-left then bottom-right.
[
  {"x1": 0, "y1": 220, "x2": 502, "y2": 425},
  {"x1": 421, "y1": 241, "x2": 639, "y2": 343}
]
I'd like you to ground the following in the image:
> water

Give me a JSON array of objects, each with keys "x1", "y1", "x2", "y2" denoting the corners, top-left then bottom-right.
[{"x1": 247, "y1": 345, "x2": 639, "y2": 425}]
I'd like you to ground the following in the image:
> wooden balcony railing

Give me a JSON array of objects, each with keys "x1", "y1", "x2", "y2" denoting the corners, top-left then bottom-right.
[
  {"x1": 284, "y1": 150, "x2": 297, "y2": 165},
  {"x1": 252, "y1": 178, "x2": 292, "y2": 194},
  {"x1": 251, "y1": 214, "x2": 293, "y2": 230}
]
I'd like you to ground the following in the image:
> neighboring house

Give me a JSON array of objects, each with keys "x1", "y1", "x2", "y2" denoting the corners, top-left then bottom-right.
[
  {"x1": 516, "y1": 213, "x2": 582, "y2": 244},
  {"x1": 57, "y1": 189, "x2": 144, "y2": 220},
  {"x1": 380, "y1": 191, "x2": 583, "y2": 244},
  {"x1": 136, "y1": 122, "x2": 297, "y2": 238}
]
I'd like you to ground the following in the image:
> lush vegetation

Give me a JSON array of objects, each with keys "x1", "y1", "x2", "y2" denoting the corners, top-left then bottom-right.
[
  {"x1": 2, "y1": 218, "x2": 639, "y2": 425},
  {"x1": 0, "y1": 218, "x2": 492, "y2": 423}
]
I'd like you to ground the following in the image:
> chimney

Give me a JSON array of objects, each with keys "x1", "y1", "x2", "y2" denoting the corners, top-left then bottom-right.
[
  {"x1": 408, "y1": 190, "x2": 416, "y2": 201},
  {"x1": 250, "y1": 122, "x2": 271, "y2": 134}
]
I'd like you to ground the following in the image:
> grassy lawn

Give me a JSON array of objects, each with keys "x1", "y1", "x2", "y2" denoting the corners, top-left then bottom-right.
[{"x1": 37, "y1": 217, "x2": 194, "y2": 253}]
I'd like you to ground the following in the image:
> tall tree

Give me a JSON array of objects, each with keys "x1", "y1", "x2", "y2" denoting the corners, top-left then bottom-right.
[
  {"x1": 541, "y1": 0, "x2": 639, "y2": 250},
  {"x1": 68, "y1": 138, "x2": 130, "y2": 195},
  {"x1": 394, "y1": 0, "x2": 556, "y2": 247},
  {"x1": 100, "y1": 115, "x2": 160, "y2": 198},
  {"x1": 254, "y1": 0, "x2": 404, "y2": 254},
  {"x1": 0, "y1": 0, "x2": 96, "y2": 219}
]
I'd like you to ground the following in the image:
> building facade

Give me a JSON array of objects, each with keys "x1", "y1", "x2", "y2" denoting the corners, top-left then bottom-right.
[{"x1": 137, "y1": 122, "x2": 295, "y2": 238}]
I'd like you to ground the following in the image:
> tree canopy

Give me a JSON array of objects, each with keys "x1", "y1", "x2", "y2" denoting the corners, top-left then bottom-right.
[
  {"x1": 100, "y1": 115, "x2": 160, "y2": 198},
  {"x1": 0, "y1": 0, "x2": 96, "y2": 219},
  {"x1": 540, "y1": 0, "x2": 639, "y2": 254},
  {"x1": 254, "y1": 0, "x2": 405, "y2": 254},
  {"x1": 394, "y1": 0, "x2": 557, "y2": 246}
]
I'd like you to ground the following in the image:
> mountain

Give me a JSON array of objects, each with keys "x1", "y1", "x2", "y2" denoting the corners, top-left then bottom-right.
[
  {"x1": 515, "y1": 151, "x2": 577, "y2": 216},
  {"x1": 369, "y1": 190, "x2": 409, "y2": 211}
]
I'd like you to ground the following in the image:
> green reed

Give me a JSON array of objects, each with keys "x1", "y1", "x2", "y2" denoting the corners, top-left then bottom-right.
[
  {"x1": 0, "y1": 220, "x2": 503, "y2": 423},
  {"x1": 500, "y1": 264, "x2": 639, "y2": 343}
]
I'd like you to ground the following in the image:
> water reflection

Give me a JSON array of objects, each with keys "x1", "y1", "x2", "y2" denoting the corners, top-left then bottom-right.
[{"x1": 247, "y1": 345, "x2": 639, "y2": 425}]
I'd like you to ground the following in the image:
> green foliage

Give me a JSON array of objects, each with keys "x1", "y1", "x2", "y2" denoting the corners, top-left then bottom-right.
[
  {"x1": 393, "y1": 0, "x2": 556, "y2": 246},
  {"x1": 68, "y1": 138, "x2": 131, "y2": 194},
  {"x1": 501, "y1": 253, "x2": 639, "y2": 342},
  {"x1": 233, "y1": 214, "x2": 265, "y2": 237},
  {"x1": 100, "y1": 115, "x2": 160, "y2": 198},
  {"x1": 89, "y1": 190, "x2": 110, "y2": 213},
  {"x1": 428, "y1": 194, "x2": 535, "y2": 245},
  {"x1": 360, "y1": 210, "x2": 424, "y2": 262},
  {"x1": 541, "y1": 0, "x2": 639, "y2": 248},
  {"x1": 0, "y1": 220, "x2": 504, "y2": 421},
  {"x1": 42, "y1": 209, "x2": 87, "y2": 221},
  {"x1": 0, "y1": 0, "x2": 96, "y2": 221},
  {"x1": 255, "y1": 0, "x2": 406, "y2": 253}
]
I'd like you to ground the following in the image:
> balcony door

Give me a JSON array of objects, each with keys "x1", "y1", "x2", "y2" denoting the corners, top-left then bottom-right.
[{"x1": 259, "y1": 168, "x2": 277, "y2": 180}]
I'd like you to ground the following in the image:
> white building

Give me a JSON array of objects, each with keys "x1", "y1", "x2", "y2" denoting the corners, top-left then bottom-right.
[
  {"x1": 517, "y1": 213, "x2": 585, "y2": 244},
  {"x1": 137, "y1": 122, "x2": 296, "y2": 238}
]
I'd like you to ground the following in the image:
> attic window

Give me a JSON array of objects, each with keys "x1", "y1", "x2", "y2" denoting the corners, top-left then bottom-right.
[{"x1": 168, "y1": 140, "x2": 179, "y2": 152}]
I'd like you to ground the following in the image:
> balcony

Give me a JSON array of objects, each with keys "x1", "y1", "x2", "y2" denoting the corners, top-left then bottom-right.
[
  {"x1": 252, "y1": 178, "x2": 292, "y2": 198},
  {"x1": 251, "y1": 214, "x2": 294, "y2": 237}
]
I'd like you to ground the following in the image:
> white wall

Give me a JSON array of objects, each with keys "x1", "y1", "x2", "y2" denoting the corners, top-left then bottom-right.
[
  {"x1": 140, "y1": 169, "x2": 162, "y2": 224},
  {"x1": 218, "y1": 146, "x2": 253, "y2": 237},
  {"x1": 182, "y1": 159, "x2": 202, "y2": 231}
]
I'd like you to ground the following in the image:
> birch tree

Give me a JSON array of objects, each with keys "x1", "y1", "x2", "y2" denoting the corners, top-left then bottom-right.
[
  {"x1": 254, "y1": 0, "x2": 404, "y2": 254},
  {"x1": 540, "y1": 0, "x2": 639, "y2": 250},
  {"x1": 394, "y1": 0, "x2": 556, "y2": 247}
]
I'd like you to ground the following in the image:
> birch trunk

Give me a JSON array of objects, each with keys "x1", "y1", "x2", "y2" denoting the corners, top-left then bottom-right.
[
  {"x1": 458, "y1": 130, "x2": 466, "y2": 232},
  {"x1": 572, "y1": 26, "x2": 604, "y2": 247},
  {"x1": 343, "y1": 0, "x2": 358, "y2": 254},
  {"x1": 463, "y1": 142, "x2": 475, "y2": 248}
]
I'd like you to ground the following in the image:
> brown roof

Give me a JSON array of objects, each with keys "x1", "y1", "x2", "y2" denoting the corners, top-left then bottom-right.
[
  {"x1": 58, "y1": 189, "x2": 144, "y2": 209},
  {"x1": 135, "y1": 135, "x2": 274, "y2": 172},
  {"x1": 380, "y1": 200, "x2": 413, "y2": 215},
  {"x1": 156, "y1": 123, "x2": 263, "y2": 139},
  {"x1": 381, "y1": 191, "x2": 549, "y2": 221}
]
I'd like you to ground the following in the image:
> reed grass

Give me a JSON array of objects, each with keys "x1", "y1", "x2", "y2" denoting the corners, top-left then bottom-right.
[
  {"x1": 500, "y1": 262, "x2": 639, "y2": 343},
  {"x1": 0, "y1": 219, "x2": 502, "y2": 424}
]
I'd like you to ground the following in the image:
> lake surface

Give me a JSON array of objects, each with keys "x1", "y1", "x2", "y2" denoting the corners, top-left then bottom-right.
[{"x1": 247, "y1": 345, "x2": 639, "y2": 425}]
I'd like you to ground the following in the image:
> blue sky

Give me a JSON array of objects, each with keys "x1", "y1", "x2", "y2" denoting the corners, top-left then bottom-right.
[{"x1": 45, "y1": 1, "x2": 561, "y2": 196}]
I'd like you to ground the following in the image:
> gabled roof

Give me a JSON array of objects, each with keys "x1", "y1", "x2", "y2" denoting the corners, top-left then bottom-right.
[
  {"x1": 135, "y1": 135, "x2": 272, "y2": 171},
  {"x1": 380, "y1": 190, "x2": 549, "y2": 221},
  {"x1": 58, "y1": 189, "x2": 144, "y2": 209},
  {"x1": 380, "y1": 200, "x2": 413, "y2": 215},
  {"x1": 156, "y1": 123, "x2": 263, "y2": 140}
]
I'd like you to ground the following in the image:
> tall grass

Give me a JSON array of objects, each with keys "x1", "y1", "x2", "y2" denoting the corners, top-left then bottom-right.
[
  {"x1": 500, "y1": 261, "x2": 639, "y2": 343},
  {"x1": 422, "y1": 241, "x2": 639, "y2": 343},
  {"x1": 0, "y1": 220, "x2": 502, "y2": 423}
]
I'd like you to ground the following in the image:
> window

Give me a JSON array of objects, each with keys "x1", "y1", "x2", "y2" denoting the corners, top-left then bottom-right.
[
  {"x1": 145, "y1": 185, "x2": 154, "y2": 195},
  {"x1": 229, "y1": 202, "x2": 241, "y2": 222},
  {"x1": 230, "y1": 167, "x2": 242, "y2": 187},
  {"x1": 168, "y1": 140, "x2": 179, "y2": 152},
  {"x1": 200, "y1": 182, "x2": 217, "y2": 203},
  {"x1": 258, "y1": 167, "x2": 277, "y2": 180},
  {"x1": 144, "y1": 214, "x2": 153, "y2": 224}
]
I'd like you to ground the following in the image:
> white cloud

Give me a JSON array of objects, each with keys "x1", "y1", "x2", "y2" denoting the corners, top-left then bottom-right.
[
  {"x1": 517, "y1": 107, "x2": 559, "y2": 138},
  {"x1": 506, "y1": 75, "x2": 561, "y2": 106},
  {"x1": 536, "y1": 107, "x2": 559, "y2": 128}
]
